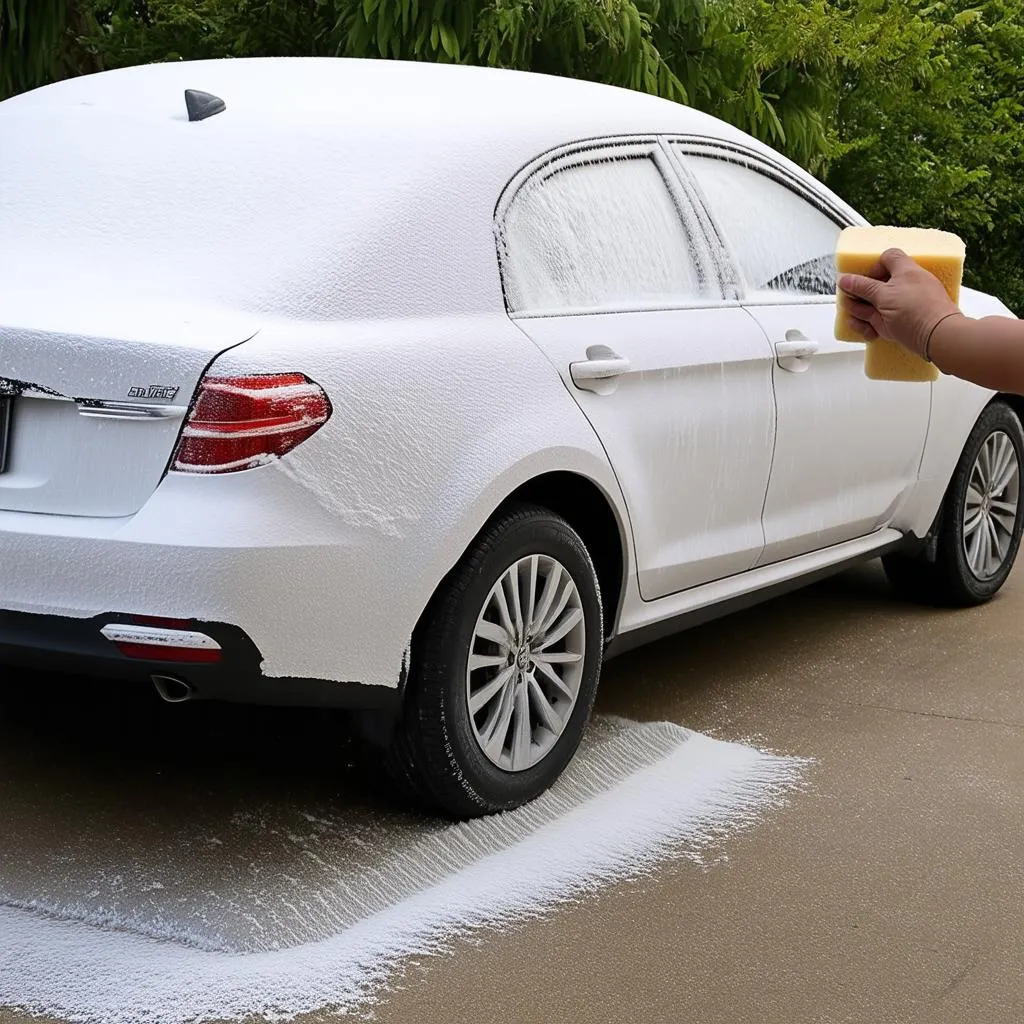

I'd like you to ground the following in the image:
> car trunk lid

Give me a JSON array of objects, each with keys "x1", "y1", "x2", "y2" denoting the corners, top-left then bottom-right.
[{"x1": 0, "y1": 296, "x2": 258, "y2": 517}]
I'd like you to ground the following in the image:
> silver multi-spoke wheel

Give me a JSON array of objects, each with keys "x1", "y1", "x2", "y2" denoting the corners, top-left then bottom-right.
[
  {"x1": 883, "y1": 404, "x2": 1023, "y2": 610},
  {"x1": 963, "y1": 430, "x2": 1020, "y2": 580},
  {"x1": 466, "y1": 554, "x2": 586, "y2": 772}
]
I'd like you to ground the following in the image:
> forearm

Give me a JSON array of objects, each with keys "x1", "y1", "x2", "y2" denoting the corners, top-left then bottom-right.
[{"x1": 929, "y1": 314, "x2": 1024, "y2": 394}]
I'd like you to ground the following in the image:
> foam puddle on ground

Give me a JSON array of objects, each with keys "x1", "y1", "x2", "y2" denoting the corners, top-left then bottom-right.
[{"x1": 0, "y1": 718, "x2": 808, "y2": 1023}]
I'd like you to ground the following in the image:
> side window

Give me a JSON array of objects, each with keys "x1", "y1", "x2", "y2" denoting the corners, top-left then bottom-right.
[
  {"x1": 498, "y1": 153, "x2": 712, "y2": 315},
  {"x1": 678, "y1": 151, "x2": 842, "y2": 299}
]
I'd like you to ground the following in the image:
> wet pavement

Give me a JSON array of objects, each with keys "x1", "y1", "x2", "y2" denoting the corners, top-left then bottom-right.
[{"x1": 2, "y1": 559, "x2": 1023, "y2": 1023}]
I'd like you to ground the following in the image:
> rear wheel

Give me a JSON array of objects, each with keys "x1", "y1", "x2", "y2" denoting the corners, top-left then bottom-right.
[
  {"x1": 884, "y1": 400, "x2": 1024, "y2": 606},
  {"x1": 387, "y1": 503, "x2": 603, "y2": 819}
]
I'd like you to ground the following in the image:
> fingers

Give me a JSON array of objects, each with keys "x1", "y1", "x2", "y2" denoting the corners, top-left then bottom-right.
[
  {"x1": 848, "y1": 318, "x2": 879, "y2": 341},
  {"x1": 839, "y1": 291, "x2": 881, "y2": 341},
  {"x1": 859, "y1": 258, "x2": 892, "y2": 282},
  {"x1": 844, "y1": 297, "x2": 877, "y2": 322},
  {"x1": 839, "y1": 248, "x2": 913, "y2": 302},
  {"x1": 838, "y1": 271, "x2": 884, "y2": 304},
  {"x1": 878, "y1": 247, "x2": 915, "y2": 274}
]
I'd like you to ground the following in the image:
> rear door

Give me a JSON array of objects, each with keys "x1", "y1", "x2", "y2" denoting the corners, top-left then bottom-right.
[
  {"x1": 496, "y1": 140, "x2": 778, "y2": 598},
  {"x1": 670, "y1": 142, "x2": 931, "y2": 565},
  {"x1": 0, "y1": 296, "x2": 256, "y2": 517}
]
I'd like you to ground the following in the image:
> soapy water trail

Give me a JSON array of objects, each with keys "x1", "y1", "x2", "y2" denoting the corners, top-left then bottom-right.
[{"x1": 0, "y1": 717, "x2": 809, "y2": 1023}]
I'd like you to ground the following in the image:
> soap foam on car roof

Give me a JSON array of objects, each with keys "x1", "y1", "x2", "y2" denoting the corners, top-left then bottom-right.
[
  {"x1": 0, "y1": 57, "x2": 786, "y2": 324},
  {"x1": 0, "y1": 717, "x2": 808, "y2": 1023}
]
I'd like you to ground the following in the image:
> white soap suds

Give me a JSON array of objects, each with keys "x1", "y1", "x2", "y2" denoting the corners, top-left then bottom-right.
[{"x1": 0, "y1": 720, "x2": 808, "y2": 1023}]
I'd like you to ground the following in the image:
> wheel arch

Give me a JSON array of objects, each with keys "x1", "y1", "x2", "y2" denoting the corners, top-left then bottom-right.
[
  {"x1": 994, "y1": 391, "x2": 1024, "y2": 428},
  {"x1": 906, "y1": 390, "x2": 1022, "y2": 547},
  {"x1": 897, "y1": 381, "x2": 999, "y2": 538},
  {"x1": 375, "y1": 466, "x2": 631, "y2": 760},
  {"x1": 412, "y1": 467, "x2": 631, "y2": 655},
  {"x1": 501, "y1": 471, "x2": 628, "y2": 641},
  {"x1": 884, "y1": 393, "x2": 1024, "y2": 606}
]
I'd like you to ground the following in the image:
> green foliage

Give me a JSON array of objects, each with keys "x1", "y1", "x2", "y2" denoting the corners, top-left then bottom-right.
[
  {"x1": 336, "y1": 0, "x2": 690, "y2": 104},
  {"x1": 1, "y1": 0, "x2": 68, "y2": 96},
  {"x1": 78, "y1": 1, "x2": 696, "y2": 100},
  {"x1": 73, "y1": 0, "x2": 853, "y2": 169},
  {"x1": 826, "y1": 0, "x2": 1024, "y2": 313},
  {"x1": 2, "y1": 0, "x2": 1023, "y2": 310}
]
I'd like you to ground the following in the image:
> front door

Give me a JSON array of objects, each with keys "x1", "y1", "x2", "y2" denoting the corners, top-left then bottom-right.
[{"x1": 674, "y1": 145, "x2": 930, "y2": 564}]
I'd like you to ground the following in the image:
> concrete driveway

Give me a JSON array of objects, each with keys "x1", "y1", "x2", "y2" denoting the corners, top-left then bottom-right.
[{"x1": 1, "y1": 560, "x2": 1022, "y2": 1024}]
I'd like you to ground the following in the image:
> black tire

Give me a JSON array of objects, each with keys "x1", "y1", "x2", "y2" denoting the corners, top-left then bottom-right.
[
  {"x1": 883, "y1": 400, "x2": 1024, "y2": 607},
  {"x1": 386, "y1": 502, "x2": 604, "y2": 819}
]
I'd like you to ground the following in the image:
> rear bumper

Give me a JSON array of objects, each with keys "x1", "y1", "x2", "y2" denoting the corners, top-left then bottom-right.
[
  {"x1": 0, "y1": 468, "x2": 424, "y2": 696},
  {"x1": 0, "y1": 607, "x2": 403, "y2": 712}
]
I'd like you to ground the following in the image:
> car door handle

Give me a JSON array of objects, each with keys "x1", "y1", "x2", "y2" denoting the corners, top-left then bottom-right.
[
  {"x1": 775, "y1": 338, "x2": 819, "y2": 359},
  {"x1": 775, "y1": 333, "x2": 820, "y2": 372},
  {"x1": 569, "y1": 346, "x2": 632, "y2": 394}
]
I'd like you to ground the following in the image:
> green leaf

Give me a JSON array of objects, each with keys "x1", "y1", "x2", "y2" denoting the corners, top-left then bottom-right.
[
  {"x1": 439, "y1": 22, "x2": 459, "y2": 59},
  {"x1": 953, "y1": 8, "x2": 984, "y2": 27},
  {"x1": 763, "y1": 99, "x2": 785, "y2": 143}
]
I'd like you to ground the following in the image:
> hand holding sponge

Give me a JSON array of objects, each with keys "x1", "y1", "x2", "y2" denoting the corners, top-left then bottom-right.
[{"x1": 835, "y1": 225, "x2": 966, "y2": 382}]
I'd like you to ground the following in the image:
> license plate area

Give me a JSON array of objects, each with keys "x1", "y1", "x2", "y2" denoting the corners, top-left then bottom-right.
[{"x1": 0, "y1": 396, "x2": 11, "y2": 474}]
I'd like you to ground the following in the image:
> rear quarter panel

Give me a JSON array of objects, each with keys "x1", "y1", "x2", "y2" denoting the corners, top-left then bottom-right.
[{"x1": 207, "y1": 313, "x2": 632, "y2": 686}]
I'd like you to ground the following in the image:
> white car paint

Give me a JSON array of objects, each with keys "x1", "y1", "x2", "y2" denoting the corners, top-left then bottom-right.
[
  {"x1": 745, "y1": 299, "x2": 930, "y2": 563},
  {"x1": 0, "y1": 312, "x2": 626, "y2": 686},
  {"x1": 515, "y1": 306, "x2": 777, "y2": 598},
  {"x1": 0, "y1": 57, "x2": 1013, "y2": 695}
]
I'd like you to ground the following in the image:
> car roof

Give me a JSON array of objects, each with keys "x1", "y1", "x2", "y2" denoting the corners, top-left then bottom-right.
[
  {"x1": 0, "y1": 60, "x2": 828, "y2": 322},
  {"x1": 5, "y1": 57, "x2": 749, "y2": 148}
]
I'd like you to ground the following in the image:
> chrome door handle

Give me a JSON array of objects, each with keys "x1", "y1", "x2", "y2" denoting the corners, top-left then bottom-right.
[
  {"x1": 570, "y1": 346, "x2": 632, "y2": 394},
  {"x1": 775, "y1": 332, "x2": 820, "y2": 372}
]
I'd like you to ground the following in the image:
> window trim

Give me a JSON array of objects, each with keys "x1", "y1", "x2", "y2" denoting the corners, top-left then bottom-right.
[
  {"x1": 493, "y1": 136, "x2": 728, "y2": 319},
  {"x1": 511, "y1": 296, "x2": 746, "y2": 320},
  {"x1": 664, "y1": 137, "x2": 860, "y2": 306}
]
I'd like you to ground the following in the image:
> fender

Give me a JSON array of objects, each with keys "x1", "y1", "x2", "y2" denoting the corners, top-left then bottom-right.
[{"x1": 414, "y1": 442, "x2": 635, "y2": 640}]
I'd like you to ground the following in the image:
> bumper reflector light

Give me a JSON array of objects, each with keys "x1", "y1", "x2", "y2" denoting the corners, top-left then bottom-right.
[{"x1": 100, "y1": 623, "x2": 223, "y2": 664}]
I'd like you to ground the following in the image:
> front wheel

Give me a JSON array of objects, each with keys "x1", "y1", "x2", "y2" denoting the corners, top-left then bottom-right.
[
  {"x1": 884, "y1": 400, "x2": 1024, "y2": 607},
  {"x1": 387, "y1": 503, "x2": 604, "y2": 819}
]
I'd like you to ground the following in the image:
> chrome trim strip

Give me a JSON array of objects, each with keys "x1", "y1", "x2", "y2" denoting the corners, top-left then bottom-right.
[{"x1": 77, "y1": 401, "x2": 187, "y2": 421}]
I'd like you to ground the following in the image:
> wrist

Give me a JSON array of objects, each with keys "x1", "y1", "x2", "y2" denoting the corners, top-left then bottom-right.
[{"x1": 926, "y1": 311, "x2": 967, "y2": 367}]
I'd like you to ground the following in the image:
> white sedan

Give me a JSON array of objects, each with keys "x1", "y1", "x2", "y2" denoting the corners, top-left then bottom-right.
[{"x1": 1, "y1": 58, "x2": 1020, "y2": 818}]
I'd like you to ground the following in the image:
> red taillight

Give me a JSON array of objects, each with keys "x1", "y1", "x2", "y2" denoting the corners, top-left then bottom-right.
[{"x1": 172, "y1": 373, "x2": 331, "y2": 474}]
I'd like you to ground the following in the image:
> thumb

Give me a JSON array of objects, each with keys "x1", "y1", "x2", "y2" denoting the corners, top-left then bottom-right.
[
  {"x1": 838, "y1": 271, "x2": 885, "y2": 305},
  {"x1": 878, "y1": 247, "x2": 917, "y2": 276}
]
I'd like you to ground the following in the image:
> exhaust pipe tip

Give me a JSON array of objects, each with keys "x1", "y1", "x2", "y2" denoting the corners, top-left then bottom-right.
[{"x1": 151, "y1": 674, "x2": 193, "y2": 704}]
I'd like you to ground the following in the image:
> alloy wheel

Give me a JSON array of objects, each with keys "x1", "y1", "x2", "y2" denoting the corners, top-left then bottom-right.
[
  {"x1": 963, "y1": 430, "x2": 1020, "y2": 580},
  {"x1": 466, "y1": 554, "x2": 586, "y2": 772}
]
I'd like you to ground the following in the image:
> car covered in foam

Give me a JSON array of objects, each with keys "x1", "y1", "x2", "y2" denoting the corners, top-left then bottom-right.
[{"x1": 1, "y1": 57, "x2": 1020, "y2": 817}]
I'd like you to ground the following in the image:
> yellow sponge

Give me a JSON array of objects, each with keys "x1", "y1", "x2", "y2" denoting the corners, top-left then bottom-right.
[
  {"x1": 862, "y1": 337, "x2": 938, "y2": 382},
  {"x1": 834, "y1": 225, "x2": 966, "y2": 382}
]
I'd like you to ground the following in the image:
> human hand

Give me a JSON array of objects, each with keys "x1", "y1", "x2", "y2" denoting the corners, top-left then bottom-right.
[{"x1": 838, "y1": 248, "x2": 961, "y2": 358}]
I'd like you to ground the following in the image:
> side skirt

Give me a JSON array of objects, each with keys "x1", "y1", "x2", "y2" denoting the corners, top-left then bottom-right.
[{"x1": 605, "y1": 527, "x2": 906, "y2": 660}]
